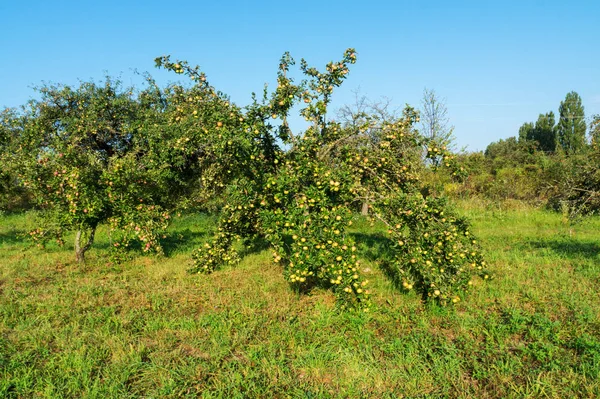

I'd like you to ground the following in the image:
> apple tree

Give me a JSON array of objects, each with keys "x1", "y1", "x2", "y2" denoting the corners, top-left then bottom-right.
[
  {"x1": 12, "y1": 76, "x2": 228, "y2": 262},
  {"x1": 158, "y1": 49, "x2": 490, "y2": 310},
  {"x1": 1, "y1": 108, "x2": 18, "y2": 210}
]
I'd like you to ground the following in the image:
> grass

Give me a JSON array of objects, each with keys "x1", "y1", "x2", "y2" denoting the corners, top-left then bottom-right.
[{"x1": 1, "y1": 202, "x2": 599, "y2": 398}]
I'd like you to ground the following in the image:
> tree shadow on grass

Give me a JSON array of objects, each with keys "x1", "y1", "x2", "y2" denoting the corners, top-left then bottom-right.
[
  {"x1": 527, "y1": 239, "x2": 600, "y2": 261},
  {"x1": 350, "y1": 231, "x2": 396, "y2": 262},
  {"x1": 161, "y1": 229, "x2": 212, "y2": 257},
  {"x1": 350, "y1": 231, "x2": 406, "y2": 292},
  {"x1": 238, "y1": 236, "x2": 272, "y2": 258},
  {"x1": 0, "y1": 229, "x2": 26, "y2": 246}
]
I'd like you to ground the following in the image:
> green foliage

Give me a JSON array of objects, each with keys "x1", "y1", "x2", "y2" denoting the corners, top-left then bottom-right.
[
  {"x1": 11, "y1": 77, "x2": 212, "y2": 261},
  {"x1": 435, "y1": 137, "x2": 555, "y2": 204},
  {"x1": 518, "y1": 122, "x2": 534, "y2": 143},
  {"x1": 557, "y1": 91, "x2": 586, "y2": 155},
  {"x1": 518, "y1": 112, "x2": 556, "y2": 153},
  {"x1": 485, "y1": 136, "x2": 520, "y2": 160},
  {"x1": 548, "y1": 144, "x2": 600, "y2": 217},
  {"x1": 5, "y1": 48, "x2": 489, "y2": 309},
  {"x1": 485, "y1": 136, "x2": 541, "y2": 167},
  {"x1": 590, "y1": 114, "x2": 600, "y2": 144},
  {"x1": 0, "y1": 108, "x2": 31, "y2": 212},
  {"x1": 455, "y1": 93, "x2": 594, "y2": 208},
  {"x1": 429, "y1": 150, "x2": 549, "y2": 205},
  {"x1": 533, "y1": 111, "x2": 557, "y2": 152},
  {"x1": 159, "y1": 49, "x2": 491, "y2": 309},
  {"x1": 0, "y1": 109, "x2": 15, "y2": 209},
  {"x1": 544, "y1": 110, "x2": 599, "y2": 217}
]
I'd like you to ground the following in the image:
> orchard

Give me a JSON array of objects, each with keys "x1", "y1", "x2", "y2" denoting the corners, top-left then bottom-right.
[
  {"x1": 3, "y1": 49, "x2": 491, "y2": 310},
  {"x1": 157, "y1": 49, "x2": 491, "y2": 310}
]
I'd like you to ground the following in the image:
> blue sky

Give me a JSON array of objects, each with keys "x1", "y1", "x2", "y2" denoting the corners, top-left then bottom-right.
[{"x1": 1, "y1": 0, "x2": 598, "y2": 151}]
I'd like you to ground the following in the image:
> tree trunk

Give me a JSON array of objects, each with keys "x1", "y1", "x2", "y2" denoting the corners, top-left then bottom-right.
[
  {"x1": 361, "y1": 201, "x2": 369, "y2": 216},
  {"x1": 75, "y1": 225, "x2": 97, "y2": 263}
]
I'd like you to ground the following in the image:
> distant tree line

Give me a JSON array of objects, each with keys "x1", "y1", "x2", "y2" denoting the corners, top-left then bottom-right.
[
  {"x1": 517, "y1": 91, "x2": 587, "y2": 155},
  {"x1": 432, "y1": 91, "x2": 599, "y2": 217}
]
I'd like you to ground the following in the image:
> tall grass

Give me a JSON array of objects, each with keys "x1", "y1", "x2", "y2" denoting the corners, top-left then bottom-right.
[{"x1": 1, "y1": 202, "x2": 599, "y2": 398}]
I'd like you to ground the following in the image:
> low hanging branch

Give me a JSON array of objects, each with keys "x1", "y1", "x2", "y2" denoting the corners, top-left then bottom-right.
[{"x1": 155, "y1": 48, "x2": 492, "y2": 311}]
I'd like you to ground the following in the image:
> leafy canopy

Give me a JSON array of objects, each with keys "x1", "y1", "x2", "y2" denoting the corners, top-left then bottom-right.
[{"x1": 156, "y1": 49, "x2": 490, "y2": 310}]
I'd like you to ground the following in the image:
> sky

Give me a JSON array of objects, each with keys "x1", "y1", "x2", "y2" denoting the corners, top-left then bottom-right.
[{"x1": 1, "y1": 0, "x2": 599, "y2": 151}]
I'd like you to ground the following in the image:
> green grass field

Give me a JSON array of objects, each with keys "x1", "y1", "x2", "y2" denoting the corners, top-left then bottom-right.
[{"x1": 1, "y1": 201, "x2": 599, "y2": 398}]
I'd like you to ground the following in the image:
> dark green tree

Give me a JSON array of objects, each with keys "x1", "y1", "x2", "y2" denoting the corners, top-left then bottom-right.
[
  {"x1": 557, "y1": 91, "x2": 586, "y2": 154},
  {"x1": 518, "y1": 113, "x2": 556, "y2": 153},
  {"x1": 590, "y1": 114, "x2": 600, "y2": 144},
  {"x1": 1, "y1": 108, "x2": 31, "y2": 211},
  {"x1": 533, "y1": 112, "x2": 556, "y2": 152},
  {"x1": 518, "y1": 122, "x2": 534, "y2": 143},
  {"x1": 0, "y1": 109, "x2": 16, "y2": 209}
]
